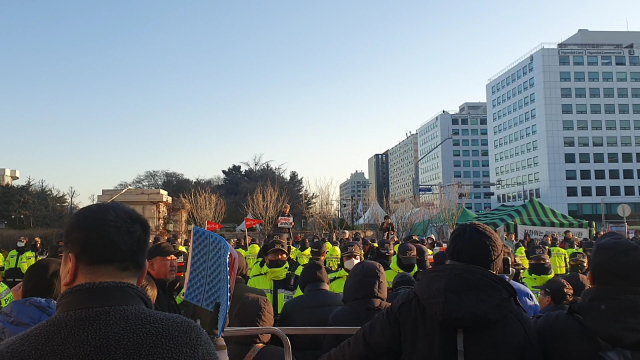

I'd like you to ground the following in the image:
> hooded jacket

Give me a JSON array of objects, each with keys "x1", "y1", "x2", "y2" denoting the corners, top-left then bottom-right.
[
  {"x1": 227, "y1": 294, "x2": 288, "y2": 360},
  {"x1": 321, "y1": 261, "x2": 390, "y2": 353},
  {"x1": 320, "y1": 263, "x2": 541, "y2": 360},
  {"x1": 278, "y1": 261, "x2": 343, "y2": 360},
  {"x1": 535, "y1": 286, "x2": 640, "y2": 359},
  {"x1": 0, "y1": 282, "x2": 217, "y2": 359},
  {"x1": 0, "y1": 298, "x2": 56, "y2": 341}
]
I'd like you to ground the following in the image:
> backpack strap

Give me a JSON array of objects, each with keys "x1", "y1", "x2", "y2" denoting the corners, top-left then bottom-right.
[{"x1": 243, "y1": 344, "x2": 265, "y2": 360}]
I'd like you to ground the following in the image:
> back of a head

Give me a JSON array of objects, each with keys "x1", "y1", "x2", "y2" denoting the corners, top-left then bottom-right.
[
  {"x1": 22, "y1": 258, "x2": 62, "y2": 300},
  {"x1": 590, "y1": 235, "x2": 640, "y2": 288},
  {"x1": 63, "y1": 202, "x2": 150, "y2": 279},
  {"x1": 446, "y1": 222, "x2": 503, "y2": 272},
  {"x1": 236, "y1": 253, "x2": 248, "y2": 278},
  {"x1": 563, "y1": 273, "x2": 590, "y2": 298},
  {"x1": 139, "y1": 274, "x2": 158, "y2": 304},
  {"x1": 229, "y1": 294, "x2": 274, "y2": 344},
  {"x1": 343, "y1": 260, "x2": 387, "y2": 303},
  {"x1": 299, "y1": 260, "x2": 329, "y2": 293},
  {"x1": 392, "y1": 272, "x2": 416, "y2": 291}
]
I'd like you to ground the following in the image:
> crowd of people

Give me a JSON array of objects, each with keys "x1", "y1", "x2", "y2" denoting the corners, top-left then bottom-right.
[{"x1": 0, "y1": 201, "x2": 638, "y2": 359}]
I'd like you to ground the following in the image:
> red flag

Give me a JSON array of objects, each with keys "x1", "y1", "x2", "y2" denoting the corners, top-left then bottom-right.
[
  {"x1": 206, "y1": 221, "x2": 224, "y2": 231},
  {"x1": 244, "y1": 218, "x2": 263, "y2": 229}
]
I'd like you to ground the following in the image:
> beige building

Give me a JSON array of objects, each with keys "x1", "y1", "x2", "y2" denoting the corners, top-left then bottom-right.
[{"x1": 388, "y1": 133, "x2": 419, "y2": 203}]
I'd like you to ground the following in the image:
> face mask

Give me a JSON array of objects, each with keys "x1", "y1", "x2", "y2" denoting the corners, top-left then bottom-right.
[
  {"x1": 398, "y1": 260, "x2": 416, "y2": 273},
  {"x1": 267, "y1": 259, "x2": 287, "y2": 269},
  {"x1": 529, "y1": 263, "x2": 553, "y2": 276},
  {"x1": 17, "y1": 242, "x2": 25, "y2": 248},
  {"x1": 344, "y1": 258, "x2": 360, "y2": 270},
  {"x1": 570, "y1": 265, "x2": 587, "y2": 274}
]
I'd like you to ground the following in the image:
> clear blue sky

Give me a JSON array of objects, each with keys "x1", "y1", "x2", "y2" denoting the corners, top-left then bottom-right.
[{"x1": 2, "y1": 1, "x2": 638, "y2": 204}]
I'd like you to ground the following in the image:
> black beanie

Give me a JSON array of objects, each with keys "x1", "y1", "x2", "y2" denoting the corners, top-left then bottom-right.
[
  {"x1": 298, "y1": 260, "x2": 329, "y2": 293},
  {"x1": 433, "y1": 251, "x2": 449, "y2": 266},
  {"x1": 446, "y1": 222, "x2": 503, "y2": 272},
  {"x1": 391, "y1": 272, "x2": 416, "y2": 290},
  {"x1": 22, "y1": 258, "x2": 62, "y2": 299},
  {"x1": 590, "y1": 236, "x2": 640, "y2": 287}
]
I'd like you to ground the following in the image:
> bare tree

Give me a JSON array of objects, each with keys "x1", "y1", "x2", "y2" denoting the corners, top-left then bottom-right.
[
  {"x1": 303, "y1": 177, "x2": 339, "y2": 235},
  {"x1": 66, "y1": 186, "x2": 79, "y2": 213},
  {"x1": 428, "y1": 182, "x2": 470, "y2": 241},
  {"x1": 244, "y1": 182, "x2": 289, "y2": 236},
  {"x1": 181, "y1": 188, "x2": 226, "y2": 228},
  {"x1": 88, "y1": 194, "x2": 96, "y2": 205}
]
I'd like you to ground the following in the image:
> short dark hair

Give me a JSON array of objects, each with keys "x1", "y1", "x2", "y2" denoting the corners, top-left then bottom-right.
[
  {"x1": 63, "y1": 202, "x2": 150, "y2": 276},
  {"x1": 384, "y1": 215, "x2": 390, "y2": 220},
  {"x1": 22, "y1": 258, "x2": 61, "y2": 299}
]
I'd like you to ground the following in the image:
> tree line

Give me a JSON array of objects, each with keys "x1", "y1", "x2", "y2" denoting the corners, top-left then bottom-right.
[{"x1": 0, "y1": 179, "x2": 72, "y2": 229}]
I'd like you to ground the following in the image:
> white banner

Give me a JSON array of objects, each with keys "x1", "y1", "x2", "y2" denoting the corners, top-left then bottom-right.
[{"x1": 518, "y1": 225, "x2": 589, "y2": 240}]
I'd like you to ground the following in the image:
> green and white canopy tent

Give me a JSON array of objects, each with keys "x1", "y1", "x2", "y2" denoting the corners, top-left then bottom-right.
[{"x1": 467, "y1": 198, "x2": 592, "y2": 235}]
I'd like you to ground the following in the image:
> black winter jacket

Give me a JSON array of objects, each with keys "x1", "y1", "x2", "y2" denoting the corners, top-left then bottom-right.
[
  {"x1": 321, "y1": 261, "x2": 390, "y2": 354},
  {"x1": 535, "y1": 286, "x2": 640, "y2": 360},
  {"x1": 320, "y1": 263, "x2": 541, "y2": 360},
  {"x1": 278, "y1": 282, "x2": 343, "y2": 360},
  {"x1": 149, "y1": 273, "x2": 181, "y2": 314},
  {"x1": 0, "y1": 282, "x2": 217, "y2": 359}
]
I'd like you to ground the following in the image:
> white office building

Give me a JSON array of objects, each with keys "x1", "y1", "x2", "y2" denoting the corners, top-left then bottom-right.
[
  {"x1": 388, "y1": 133, "x2": 419, "y2": 203},
  {"x1": 418, "y1": 103, "x2": 491, "y2": 213},
  {"x1": 339, "y1": 171, "x2": 370, "y2": 221},
  {"x1": 486, "y1": 29, "x2": 640, "y2": 223}
]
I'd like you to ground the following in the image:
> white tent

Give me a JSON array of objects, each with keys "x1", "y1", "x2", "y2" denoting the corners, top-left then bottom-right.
[
  {"x1": 355, "y1": 200, "x2": 387, "y2": 225},
  {"x1": 236, "y1": 213, "x2": 261, "y2": 232}
]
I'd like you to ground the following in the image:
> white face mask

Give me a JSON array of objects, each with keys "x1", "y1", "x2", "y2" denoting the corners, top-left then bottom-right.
[
  {"x1": 17, "y1": 242, "x2": 25, "y2": 248},
  {"x1": 344, "y1": 258, "x2": 360, "y2": 270}
]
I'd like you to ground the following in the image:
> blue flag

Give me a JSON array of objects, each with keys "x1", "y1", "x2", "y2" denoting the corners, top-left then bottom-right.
[{"x1": 184, "y1": 226, "x2": 230, "y2": 335}]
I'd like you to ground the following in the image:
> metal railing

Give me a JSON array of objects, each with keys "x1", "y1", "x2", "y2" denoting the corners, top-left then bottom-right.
[
  {"x1": 487, "y1": 42, "x2": 557, "y2": 83},
  {"x1": 221, "y1": 327, "x2": 361, "y2": 360}
]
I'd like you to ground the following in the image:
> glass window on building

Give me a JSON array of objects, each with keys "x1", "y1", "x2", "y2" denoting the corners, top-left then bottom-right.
[
  {"x1": 609, "y1": 169, "x2": 620, "y2": 179},
  {"x1": 619, "y1": 104, "x2": 629, "y2": 114},
  {"x1": 634, "y1": 104, "x2": 640, "y2": 114},
  {"x1": 574, "y1": 72, "x2": 585, "y2": 82},
  {"x1": 565, "y1": 153, "x2": 576, "y2": 163},
  {"x1": 594, "y1": 153, "x2": 605, "y2": 163},
  {"x1": 573, "y1": 56, "x2": 584, "y2": 66},
  {"x1": 577, "y1": 120, "x2": 589, "y2": 130},
  {"x1": 461, "y1": 118, "x2": 469, "y2": 125},
  {"x1": 566, "y1": 170, "x2": 577, "y2": 180},
  {"x1": 618, "y1": 88, "x2": 629, "y2": 98},
  {"x1": 563, "y1": 120, "x2": 574, "y2": 130},
  {"x1": 595, "y1": 170, "x2": 606, "y2": 179},
  {"x1": 576, "y1": 104, "x2": 587, "y2": 114},
  {"x1": 606, "y1": 120, "x2": 617, "y2": 130},
  {"x1": 575, "y1": 88, "x2": 586, "y2": 98},
  {"x1": 615, "y1": 56, "x2": 626, "y2": 66},
  {"x1": 623, "y1": 169, "x2": 634, "y2": 179},
  {"x1": 562, "y1": 104, "x2": 573, "y2": 114},
  {"x1": 603, "y1": 88, "x2": 614, "y2": 98},
  {"x1": 580, "y1": 170, "x2": 591, "y2": 180},
  {"x1": 560, "y1": 72, "x2": 571, "y2": 82},
  {"x1": 617, "y1": 72, "x2": 628, "y2": 82},
  {"x1": 588, "y1": 72, "x2": 599, "y2": 82},
  {"x1": 579, "y1": 153, "x2": 590, "y2": 163},
  {"x1": 592, "y1": 136, "x2": 604, "y2": 147},
  {"x1": 603, "y1": 72, "x2": 614, "y2": 82},
  {"x1": 625, "y1": 186, "x2": 636, "y2": 196},
  {"x1": 590, "y1": 104, "x2": 601, "y2": 114},
  {"x1": 621, "y1": 136, "x2": 632, "y2": 146},
  {"x1": 588, "y1": 56, "x2": 599, "y2": 65},
  {"x1": 622, "y1": 153, "x2": 633, "y2": 163},
  {"x1": 461, "y1": 129, "x2": 469, "y2": 136},
  {"x1": 567, "y1": 187, "x2": 578, "y2": 197},
  {"x1": 581, "y1": 186, "x2": 592, "y2": 197},
  {"x1": 635, "y1": 89, "x2": 640, "y2": 98},
  {"x1": 630, "y1": 56, "x2": 640, "y2": 66},
  {"x1": 606, "y1": 136, "x2": 618, "y2": 147},
  {"x1": 561, "y1": 88, "x2": 572, "y2": 98},
  {"x1": 610, "y1": 186, "x2": 621, "y2": 196},
  {"x1": 631, "y1": 72, "x2": 640, "y2": 82},
  {"x1": 559, "y1": 56, "x2": 570, "y2": 65},
  {"x1": 596, "y1": 186, "x2": 607, "y2": 196},
  {"x1": 564, "y1": 137, "x2": 575, "y2": 147},
  {"x1": 592, "y1": 120, "x2": 602, "y2": 130},
  {"x1": 578, "y1": 137, "x2": 590, "y2": 147},
  {"x1": 605, "y1": 104, "x2": 616, "y2": 114},
  {"x1": 589, "y1": 88, "x2": 600, "y2": 98},
  {"x1": 602, "y1": 56, "x2": 612, "y2": 66}
]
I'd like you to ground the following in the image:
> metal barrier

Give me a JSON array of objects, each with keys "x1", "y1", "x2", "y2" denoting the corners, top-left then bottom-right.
[{"x1": 221, "y1": 327, "x2": 361, "y2": 360}]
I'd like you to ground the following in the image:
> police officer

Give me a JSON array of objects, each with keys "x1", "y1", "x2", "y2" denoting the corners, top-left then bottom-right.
[
  {"x1": 295, "y1": 238, "x2": 311, "y2": 266},
  {"x1": 325, "y1": 242, "x2": 341, "y2": 272},
  {"x1": 328, "y1": 242, "x2": 362, "y2": 295},
  {"x1": 4, "y1": 237, "x2": 29, "y2": 289},
  {"x1": 292, "y1": 240, "x2": 327, "y2": 297},
  {"x1": 385, "y1": 243, "x2": 418, "y2": 288},
  {"x1": 245, "y1": 237, "x2": 261, "y2": 271},
  {"x1": 522, "y1": 246, "x2": 555, "y2": 299},
  {"x1": 247, "y1": 239, "x2": 299, "y2": 321},
  {"x1": 373, "y1": 239, "x2": 394, "y2": 271},
  {"x1": 548, "y1": 236, "x2": 569, "y2": 276},
  {"x1": 19, "y1": 239, "x2": 41, "y2": 276},
  {"x1": 568, "y1": 252, "x2": 588, "y2": 275}
]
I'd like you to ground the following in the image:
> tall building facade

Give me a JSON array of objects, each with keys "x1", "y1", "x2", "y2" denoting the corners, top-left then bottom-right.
[
  {"x1": 368, "y1": 151, "x2": 390, "y2": 208},
  {"x1": 417, "y1": 103, "x2": 491, "y2": 212},
  {"x1": 388, "y1": 134, "x2": 419, "y2": 203},
  {"x1": 339, "y1": 171, "x2": 370, "y2": 222},
  {"x1": 486, "y1": 29, "x2": 640, "y2": 223}
]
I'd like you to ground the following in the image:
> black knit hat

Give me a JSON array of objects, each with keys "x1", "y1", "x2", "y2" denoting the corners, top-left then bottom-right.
[
  {"x1": 563, "y1": 273, "x2": 590, "y2": 298},
  {"x1": 433, "y1": 251, "x2": 449, "y2": 266},
  {"x1": 446, "y1": 222, "x2": 503, "y2": 272},
  {"x1": 298, "y1": 260, "x2": 329, "y2": 293},
  {"x1": 590, "y1": 235, "x2": 640, "y2": 287}
]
